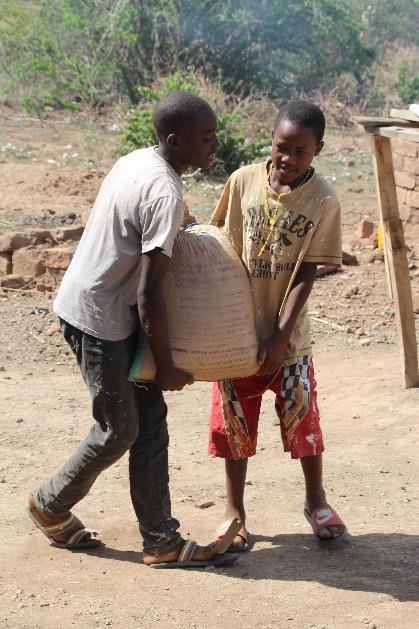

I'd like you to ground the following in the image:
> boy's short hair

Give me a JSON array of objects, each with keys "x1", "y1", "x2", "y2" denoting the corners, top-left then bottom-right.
[
  {"x1": 153, "y1": 91, "x2": 215, "y2": 140},
  {"x1": 274, "y1": 100, "x2": 325, "y2": 143}
]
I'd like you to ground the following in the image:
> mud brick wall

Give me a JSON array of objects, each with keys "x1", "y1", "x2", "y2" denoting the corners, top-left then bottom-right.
[{"x1": 393, "y1": 139, "x2": 419, "y2": 224}]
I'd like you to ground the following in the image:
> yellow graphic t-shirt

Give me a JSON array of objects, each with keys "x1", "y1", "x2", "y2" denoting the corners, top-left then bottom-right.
[{"x1": 210, "y1": 161, "x2": 342, "y2": 364}]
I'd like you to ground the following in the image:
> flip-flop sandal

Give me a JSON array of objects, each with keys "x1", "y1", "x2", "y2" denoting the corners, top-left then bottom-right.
[
  {"x1": 148, "y1": 517, "x2": 242, "y2": 568},
  {"x1": 26, "y1": 505, "x2": 101, "y2": 549},
  {"x1": 149, "y1": 540, "x2": 240, "y2": 569},
  {"x1": 215, "y1": 520, "x2": 250, "y2": 553},
  {"x1": 304, "y1": 505, "x2": 348, "y2": 547}
]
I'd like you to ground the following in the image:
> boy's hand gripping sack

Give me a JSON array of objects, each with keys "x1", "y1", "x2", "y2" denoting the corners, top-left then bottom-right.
[{"x1": 129, "y1": 225, "x2": 259, "y2": 382}]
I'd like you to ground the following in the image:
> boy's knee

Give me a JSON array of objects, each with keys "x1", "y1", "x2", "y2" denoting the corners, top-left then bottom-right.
[{"x1": 107, "y1": 421, "x2": 139, "y2": 451}]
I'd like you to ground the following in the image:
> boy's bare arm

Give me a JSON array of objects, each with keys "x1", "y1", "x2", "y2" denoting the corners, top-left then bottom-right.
[
  {"x1": 257, "y1": 262, "x2": 317, "y2": 375},
  {"x1": 138, "y1": 250, "x2": 193, "y2": 391}
]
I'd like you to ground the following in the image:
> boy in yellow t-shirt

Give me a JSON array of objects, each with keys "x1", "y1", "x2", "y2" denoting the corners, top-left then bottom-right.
[{"x1": 209, "y1": 100, "x2": 347, "y2": 550}]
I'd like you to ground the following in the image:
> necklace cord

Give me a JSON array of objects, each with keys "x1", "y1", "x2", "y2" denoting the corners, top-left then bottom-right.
[{"x1": 257, "y1": 164, "x2": 312, "y2": 257}]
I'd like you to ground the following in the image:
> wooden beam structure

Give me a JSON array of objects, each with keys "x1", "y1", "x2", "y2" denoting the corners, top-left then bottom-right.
[{"x1": 370, "y1": 134, "x2": 419, "y2": 388}]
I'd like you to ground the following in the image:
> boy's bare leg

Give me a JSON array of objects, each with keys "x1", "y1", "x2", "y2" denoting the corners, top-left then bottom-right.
[
  {"x1": 300, "y1": 453, "x2": 344, "y2": 539},
  {"x1": 223, "y1": 458, "x2": 248, "y2": 549}
]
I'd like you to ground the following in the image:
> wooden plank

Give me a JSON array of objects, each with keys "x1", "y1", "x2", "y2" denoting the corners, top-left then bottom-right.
[
  {"x1": 353, "y1": 115, "x2": 419, "y2": 128},
  {"x1": 371, "y1": 135, "x2": 419, "y2": 388},
  {"x1": 377, "y1": 126, "x2": 419, "y2": 143},
  {"x1": 390, "y1": 108, "x2": 419, "y2": 123}
]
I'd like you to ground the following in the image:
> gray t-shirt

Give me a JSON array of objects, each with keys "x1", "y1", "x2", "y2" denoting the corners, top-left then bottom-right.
[{"x1": 54, "y1": 147, "x2": 183, "y2": 340}]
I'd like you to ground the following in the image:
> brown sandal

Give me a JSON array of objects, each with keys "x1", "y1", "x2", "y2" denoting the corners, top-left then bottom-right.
[{"x1": 27, "y1": 499, "x2": 101, "y2": 549}]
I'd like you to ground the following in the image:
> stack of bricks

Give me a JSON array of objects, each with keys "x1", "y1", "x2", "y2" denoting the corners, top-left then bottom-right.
[{"x1": 393, "y1": 139, "x2": 419, "y2": 224}]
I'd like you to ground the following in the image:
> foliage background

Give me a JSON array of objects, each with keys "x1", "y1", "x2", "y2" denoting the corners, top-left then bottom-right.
[
  {"x1": 1, "y1": 0, "x2": 419, "y2": 168},
  {"x1": 1, "y1": 0, "x2": 419, "y2": 114}
]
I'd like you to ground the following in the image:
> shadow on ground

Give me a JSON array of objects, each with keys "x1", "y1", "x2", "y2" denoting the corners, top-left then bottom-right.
[{"x1": 87, "y1": 532, "x2": 418, "y2": 602}]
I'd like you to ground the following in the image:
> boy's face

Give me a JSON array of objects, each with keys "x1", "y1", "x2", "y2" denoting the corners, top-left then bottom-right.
[
  {"x1": 271, "y1": 119, "x2": 323, "y2": 184},
  {"x1": 169, "y1": 114, "x2": 219, "y2": 169}
]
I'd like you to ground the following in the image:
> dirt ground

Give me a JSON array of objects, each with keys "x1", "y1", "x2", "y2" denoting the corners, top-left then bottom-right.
[{"x1": 1, "y1": 110, "x2": 418, "y2": 628}]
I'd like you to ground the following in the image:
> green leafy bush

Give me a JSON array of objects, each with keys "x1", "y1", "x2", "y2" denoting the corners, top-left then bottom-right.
[
  {"x1": 0, "y1": 0, "x2": 377, "y2": 111},
  {"x1": 121, "y1": 75, "x2": 270, "y2": 173},
  {"x1": 396, "y1": 64, "x2": 419, "y2": 103},
  {"x1": 121, "y1": 71, "x2": 198, "y2": 153},
  {"x1": 215, "y1": 114, "x2": 270, "y2": 174}
]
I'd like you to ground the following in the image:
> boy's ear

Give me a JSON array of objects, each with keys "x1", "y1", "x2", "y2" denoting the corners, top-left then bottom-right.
[
  {"x1": 166, "y1": 133, "x2": 179, "y2": 148},
  {"x1": 314, "y1": 140, "x2": 324, "y2": 156}
]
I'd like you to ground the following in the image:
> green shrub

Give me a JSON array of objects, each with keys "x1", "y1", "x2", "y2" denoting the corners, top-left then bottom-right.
[
  {"x1": 216, "y1": 114, "x2": 270, "y2": 174},
  {"x1": 121, "y1": 110, "x2": 157, "y2": 155},
  {"x1": 121, "y1": 72, "x2": 197, "y2": 154},
  {"x1": 121, "y1": 74, "x2": 270, "y2": 173},
  {"x1": 396, "y1": 63, "x2": 419, "y2": 103}
]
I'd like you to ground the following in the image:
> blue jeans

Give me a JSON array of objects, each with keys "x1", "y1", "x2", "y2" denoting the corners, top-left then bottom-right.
[{"x1": 34, "y1": 319, "x2": 181, "y2": 553}]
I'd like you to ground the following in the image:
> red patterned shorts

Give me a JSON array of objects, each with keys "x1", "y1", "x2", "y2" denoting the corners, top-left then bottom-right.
[{"x1": 208, "y1": 357, "x2": 324, "y2": 460}]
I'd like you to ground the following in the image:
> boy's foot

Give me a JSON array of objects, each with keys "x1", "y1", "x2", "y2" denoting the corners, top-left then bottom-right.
[
  {"x1": 144, "y1": 518, "x2": 242, "y2": 568},
  {"x1": 304, "y1": 503, "x2": 347, "y2": 544},
  {"x1": 27, "y1": 495, "x2": 101, "y2": 549},
  {"x1": 216, "y1": 520, "x2": 249, "y2": 552}
]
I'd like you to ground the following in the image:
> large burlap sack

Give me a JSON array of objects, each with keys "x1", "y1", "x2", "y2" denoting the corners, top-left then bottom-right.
[{"x1": 129, "y1": 224, "x2": 259, "y2": 382}]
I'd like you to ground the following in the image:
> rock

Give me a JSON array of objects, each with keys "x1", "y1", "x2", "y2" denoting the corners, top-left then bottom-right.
[
  {"x1": 0, "y1": 232, "x2": 31, "y2": 253},
  {"x1": 28, "y1": 229, "x2": 54, "y2": 246},
  {"x1": 0, "y1": 253, "x2": 12, "y2": 276},
  {"x1": 355, "y1": 326, "x2": 366, "y2": 336},
  {"x1": 43, "y1": 245, "x2": 76, "y2": 270},
  {"x1": 316, "y1": 265, "x2": 339, "y2": 278},
  {"x1": 0, "y1": 230, "x2": 55, "y2": 253},
  {"x1": 342, "y1": 249, "x2": 358, "y2": 266},
  {"x1": 54, "y1": 225, "x2": 84, "y2": 243},
  {"x1": 12, "y1": 246, "x2": 46, "y2": 278},
  {"x1": 344, "y1": 285, "x2": 359, "y2": 298},
  {"x1": 35, "y1": 279, "x2": 53, "y2": 292},
  {"x1": 47, "y1": 321, "x2": 61, "y2": 336},
  {"x1": 413, "y1": 294, "x2": 419, "y2": 314},
  {"x1": 359, "y1": 337, "x2": 371, "y2": 347},
  {"x1": 356, "y1": 218, "x2": 374, "y2": 239},
  {"x1": 0, "y1": 274, "x2": 28, "y2": 289},
  {"x1": 195, "y1": 501, "x2": 215, "y2": 509}
]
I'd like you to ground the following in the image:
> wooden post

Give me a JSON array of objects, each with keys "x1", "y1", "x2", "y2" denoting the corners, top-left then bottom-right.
[{"x1": 371, "y1": 135, "x2": 419, "y2": 388}]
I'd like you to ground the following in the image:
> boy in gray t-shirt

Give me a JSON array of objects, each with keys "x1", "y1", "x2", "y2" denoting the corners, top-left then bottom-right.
[{"x1": 27, "y1": 92, "x2": 240, "y2": 568}]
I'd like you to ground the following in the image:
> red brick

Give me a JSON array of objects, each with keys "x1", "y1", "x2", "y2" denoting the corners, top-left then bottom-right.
[
  {"x1": 0, "y1": 274, "x2": 28, "y2": 289},
  {"x1": 394, "y1": 171, "x2": 416, "y2": 190},
  {"x1": 392, "y1": 153, "x2": 404, "y2": 170},
  {"x1": 12, "y1": 246, "x2": 46, "y2": 278},
  {"x1": 399, "y1": 204, "x2": 413, "y2": 222},
  {"x1": 393, "y1": 140, "x2": 417, "y2": 158},
  {"x1": 54, "y1": 225, "x2": 84, "y2": 243},
  {"x1": 0, "y1": 253, "x2": 12, "y2": 276},
  {"x1": 28, "y1": 229, "x2": 54, "y2": 245},
  {"x1": 0, "y1": 232, "x2": 31, "y2": 253},
  {"x1": 43, "y1": 246, "x2": 76, "y2": 270},
  {"x1": 396, "y1": 187, "x2": 407, "y2": 205},
  {"x1": 406, "y1": 190, "x2": 419, "y2": 208},
  {"x1": 404, "y1": 157, "x2": 419, "y2": 176},
  {"x1": 357, "y1": 218, "x2": 374, "y2": 238}
]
